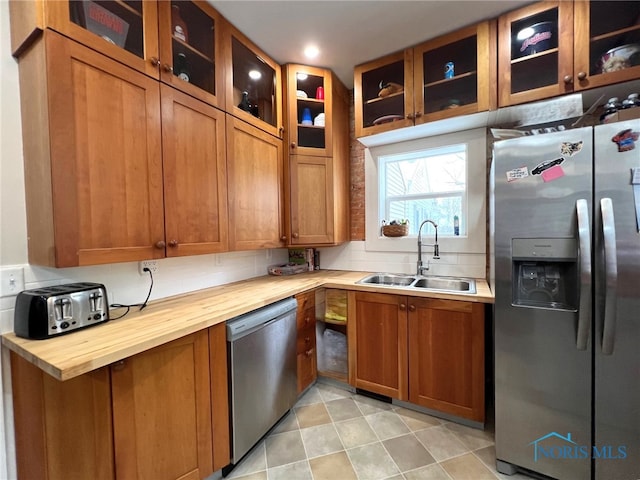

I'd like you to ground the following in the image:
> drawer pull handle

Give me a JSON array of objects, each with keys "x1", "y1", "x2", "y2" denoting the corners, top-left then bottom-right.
[{"x1": 409, "y1": 304, "x2": 416, "y2": 312}]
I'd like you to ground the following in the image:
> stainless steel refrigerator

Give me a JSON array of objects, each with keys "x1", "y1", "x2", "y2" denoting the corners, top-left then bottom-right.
[{"x1": 491, "y1": 119, "x2": 640, "y2": 480}]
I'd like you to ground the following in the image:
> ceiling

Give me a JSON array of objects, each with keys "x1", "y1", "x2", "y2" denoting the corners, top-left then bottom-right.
[{"x1": 210, "y1": 1, "x2": 532, "y2": 88}]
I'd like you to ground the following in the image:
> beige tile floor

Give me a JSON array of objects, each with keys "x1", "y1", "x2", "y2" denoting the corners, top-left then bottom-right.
[{"x1": 224, "y1": 382, "x2": 537, "y2": 480}]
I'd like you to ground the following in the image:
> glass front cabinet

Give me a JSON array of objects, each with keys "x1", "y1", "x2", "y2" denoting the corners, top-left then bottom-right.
[
  {"x1": 354, "y1": 21, "x2": 496, "y2": 138},
  {"x1": 499, "y1": 1, "x2": 640, "y2": 106},
  {"x1": 284, "y1": 65, "x2": 333, "y2": 157},
  {"x1": 14, "y1": 0, "x2": 225, "y2": 107},
  {"x1": 414, "y1": 21, "x2": 496, "y2": 124},
  {"x1": 223, "y1": 22, "x2": 282, "y2": 138},
  {"x1": 158, "y1": 1, "x2": 224, "y2": 107},
  {"x1": 354, "y1": 50, "x2": 415, "y2": 138},
  {"x1": 573, "y1": 0, "x2": 640, "y2": 91},
  {"x1": 498, "y1": 1, "x2": 574, "y2": 107}
]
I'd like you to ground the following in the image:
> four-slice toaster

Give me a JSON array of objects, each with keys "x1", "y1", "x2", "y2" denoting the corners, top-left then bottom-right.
[{"x1": 14, "y1": 282, "x2": 109, "y2": 340}]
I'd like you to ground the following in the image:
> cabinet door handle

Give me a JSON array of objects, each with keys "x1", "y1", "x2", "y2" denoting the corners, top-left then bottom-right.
[
  {"x1": 290, "y1": 142, "x2": 296, "y2": 149},
  {"x1": 405, "y1": 113, "x2": 414, "y2": 120},
  {"x1": 293, "y1": 233, "x2": 299, "y2": 239},
  {"x1": 150, "y1": 57, "x2": 160, "y2": 67},
  {"x1": 409, "y1": 304, "x2": 416, "y2": 312},
  {"x1": 280, "y1": 235, "x2": 287, "y2": 242},
  {"x1": 563, "y1": 75, "x2": 573, "y2": 84},
  {"x1": 577, "y1": 71, "x2": 587, "y2": 81},
  {"x1": 399, "y1": 303, "x2": 406, "y2": 311},
  {"x1": 305, "y1": 349, "x2": 314, "y2": 357},
  {"x1": 305, "y1": 315, "x2": 311, "y2": 324},
  {"x1": 155, "y1": 240, "x2": 166, "y2": 249},
  {"x1": 305, "y1": 336, "x2": 311, "y2": 344},
  {"x1": 414, "y1": 111, "x2": 423, "y2": 118},
  {"x1": 168, "y1": 240, "x2": 178, "y2": 247},
  {"x1": 279, "y1": 126, "x2": 285, "y2": 136},
  {"x1": 162, "y1": 63, "x2": 173, "y2": 73}
]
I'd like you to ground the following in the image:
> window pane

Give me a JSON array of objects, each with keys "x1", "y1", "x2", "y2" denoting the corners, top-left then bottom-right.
[
  {"x1": 389, "y1": 196, "x2": 462, "y2": 236},
  {"x1": 383, "y1": 147, "x2": 465, "y2": 196},
  {"x1": 381, "y1": 144, "x2": 466, "y2": 236}
]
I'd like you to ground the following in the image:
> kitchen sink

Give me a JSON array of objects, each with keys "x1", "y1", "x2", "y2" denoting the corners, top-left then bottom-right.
[
  {"x1": 357, "y1": 273, "x2": 476, "y2": 294},
  {"x1": 357, "y1": 273, "x2": 416, "y2": 287},
  {"x1": 412, "y1": 277, "x2": 475, "y2": 293}
]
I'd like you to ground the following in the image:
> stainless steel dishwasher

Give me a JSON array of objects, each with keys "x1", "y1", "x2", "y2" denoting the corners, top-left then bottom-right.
[{"x1": 226, "y1": 297, "x2": 298, "y2": 464}]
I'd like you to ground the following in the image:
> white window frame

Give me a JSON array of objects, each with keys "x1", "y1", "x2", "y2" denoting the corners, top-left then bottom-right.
[{"x1": 365, "y1": 128, "x2": 486, "y2": 254}]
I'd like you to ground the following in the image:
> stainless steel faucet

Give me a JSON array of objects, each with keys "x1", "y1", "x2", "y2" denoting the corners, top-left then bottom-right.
[{"x1": 417, "y1": 219, "x2": 440, "y2": 275}]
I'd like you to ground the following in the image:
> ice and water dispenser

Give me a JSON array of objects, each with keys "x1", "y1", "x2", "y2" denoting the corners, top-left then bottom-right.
[{"x1": 511, "y1": 238, "x2": 578, "y2": 311}]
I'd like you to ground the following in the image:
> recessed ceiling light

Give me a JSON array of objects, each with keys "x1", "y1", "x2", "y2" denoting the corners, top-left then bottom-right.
[
  {"x1": 248, "y1": 70, "x2": 262, "y2": 80},
  {"x1": 304, "y1": 45, "x2": 319, "y2": 59},
  {"x1": 296, "y1": 73, "x2": 308, "y2": 81}
]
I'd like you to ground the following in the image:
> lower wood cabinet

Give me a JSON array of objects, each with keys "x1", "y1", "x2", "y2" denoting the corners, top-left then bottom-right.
[
  {"x1": 348, "y1": 291, "x2": 485, "y2": 422},
  {"x1": 348, "y1": 291, "x2": 408, "y2": 400},
  {"x1": 9, "y1": 324, "x2": 230, "y2": 480},
  {"x1": 295, "y1": 290, "x2": 317, "y2": 393},
  {"x1": 408, "y1": 298, "x2": 485, "y2": 422}
]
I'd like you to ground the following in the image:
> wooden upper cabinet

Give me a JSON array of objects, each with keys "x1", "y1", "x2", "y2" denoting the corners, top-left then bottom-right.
[
  {"x1": 226, "y1": 115, "x2": 286, "y2": 250},
  {"x1": 354, "y1": 49, "x2": 415, "y2": 138},
  {"x1": 284, "y1": 64, "x2": 333, "y2": 157},
  {"x1": 222, "y1": 21, "x2": 283, "y2": 138},
  {"x1": 285, "y1": 65, "x2": 350, "y2": 247},
  {"x1": 9, "y1": 0, "x2": 225, "y2": 107},
  {"x1": 498, "y1": 1, "x2": 574, "y2": 106},
  {"x1": 289, "y1": 155, "x2": 335, "y2": 245},
  {"x1": 414, "y1": 21, "x2": 497, "y2": 124},
  {"x1": 161, "y1": 85, "x2": 228, "y2": 256},
  {"x1": 573, "y1": 0, "x2": 640, "y2": 91},
  {"x1": 21, "y1": 30, "x2": 165, "y2": 267},
  {"x1": 408, "y1": 298, "x2": 485, "y2": 422},
  {"x1": 10, "y1": 0, "x2": 161, "y2": 77},
  {"x1": 157, "y1": 1, "x2": 225, "y2": 107},
  {"x1": 354, "y1": 20, "x2": 496, "y2": 137},
  {"x1": 111, "y1": 331, "x2": 213, "y2": 480}
]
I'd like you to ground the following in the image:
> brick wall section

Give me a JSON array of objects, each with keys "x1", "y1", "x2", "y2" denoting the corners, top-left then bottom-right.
[{"x1": 349, "y1": 91, "x2": 366, "y2": 240}]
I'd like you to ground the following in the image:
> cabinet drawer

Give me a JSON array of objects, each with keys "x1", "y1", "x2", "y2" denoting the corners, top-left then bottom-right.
[
  {"x1": 297, "y1": 304, "x2": 316, "y2": 330},
  {"x1": 297, "y1": 324, "x2": 316, "y2": 354},
  {"x1": 296, "y1": 291, "x2": 315, "y2": 315}
]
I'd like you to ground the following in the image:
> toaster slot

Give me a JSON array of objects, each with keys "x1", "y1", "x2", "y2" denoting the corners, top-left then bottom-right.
[
  {"x1": 89, "y1": 291, "x2": 103, "y2": 312},
  {"x1": 54, "y1": 297, "x2": 72, "y2": 321}
]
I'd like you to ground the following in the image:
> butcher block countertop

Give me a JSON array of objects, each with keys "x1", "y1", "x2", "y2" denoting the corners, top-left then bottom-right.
[{"x1": 1, "y1": 270, "x2": 493, "y2": 381}]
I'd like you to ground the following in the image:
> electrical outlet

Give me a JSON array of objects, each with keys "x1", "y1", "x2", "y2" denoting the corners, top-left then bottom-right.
[
  {"x1": 0, "y1": 267, "x2": 25, "y2": 297},
  {"x1": 139, "y1": 260, "x2": 159, "y2": 275}
]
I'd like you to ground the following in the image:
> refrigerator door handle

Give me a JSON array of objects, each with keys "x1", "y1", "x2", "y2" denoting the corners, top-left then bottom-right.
[
  {"x1": 576, "y1": 199, "x2": 591, "y2": 351},
  {"x1": 601, "y1": 197, "x2": 617, "y2": 356}
]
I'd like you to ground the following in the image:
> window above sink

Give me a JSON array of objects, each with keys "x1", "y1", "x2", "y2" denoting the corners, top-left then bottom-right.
[{"x1": 364, "y1": 128, "x2": 487, "y2": 256}]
